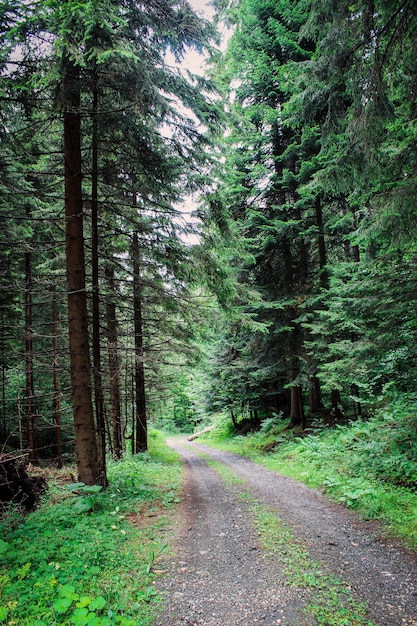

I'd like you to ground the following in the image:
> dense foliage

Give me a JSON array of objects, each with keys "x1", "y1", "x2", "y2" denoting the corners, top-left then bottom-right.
[
  {"x1": 0, "y1": 431, "x2": 182, "y2": 625},
  {"x1": 1, "y1": 0, "x2": 417, "y2": 483},
  {"x1": 0, "y1": 0, "x2": 218, "y2": 481},
  {"x1": 195, "y1": 0, "x2": 417, "y2": 429}
]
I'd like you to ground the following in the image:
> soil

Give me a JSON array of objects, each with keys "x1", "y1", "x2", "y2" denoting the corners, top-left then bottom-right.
[{"x1": 153, "y1": 437, "x2": 417, "y2": 626}]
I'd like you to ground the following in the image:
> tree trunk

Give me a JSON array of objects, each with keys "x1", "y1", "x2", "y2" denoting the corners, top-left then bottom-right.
[
  {"x1": 91, "y1": 73, "x2": 107, "y2": 484},
  {"x1": 308, "y1": 375, "x2": 323, "y2": 414},
  {"x1": 105, "y1": 263, "x2": 123, "y2": 459},
  {"x1": 1, "y1": 314, "x2": 6, "y2": 441},
  {"x1": 331, "y1": 389, "x2": 343, "y2": 419},
  {"x1": 25, "y1": 227, "x2": 37, "y2": 462},
  {"x1": 52, "y1": 287, "x2": 62, "y2": 468},
  {"x1": 289, "y1": 384, "x2": 305, "y2": 429},
  {"x1": 64, "y1": 57, "x2": 102, "y2": 486},
  {"x1": 132, "y1": 232, "x2": 147, "y2": 452}
]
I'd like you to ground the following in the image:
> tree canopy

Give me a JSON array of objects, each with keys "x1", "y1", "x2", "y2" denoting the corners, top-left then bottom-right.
[{"x1": 1, "y1": 0, "x2": 417, "y2": 483}]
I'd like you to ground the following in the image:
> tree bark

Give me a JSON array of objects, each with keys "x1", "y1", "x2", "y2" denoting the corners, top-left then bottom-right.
[
  {"x1": 331, "y1": 389, "x2": 343, "y2": 419},
  {"x1": 308, "y1": 375, "x2": 323, "y2": 414},
  {"x1": 289, "y1": 384, "x2": 305, "y2": 429},
  {"x1": 91, "y1": 73, "x2": 107, "y2": 483},
  {"x1": 288, "y1": 336, "x2": 305, "y2": 428},
  {"x1": 64, "y1": 57, "x2": 102, "y2": 485},
  {"x1": 25, "y1": 223, "x2": 37, "y2": 462},
  {"x1": 132, "y1": 232, "x2": 147, "y2": 452},
  {"x1": 105, "y1": 263, "x2": 123, "y2": 459},
  {"x1": 52, "y1": 287, "x2": 62, "y2": 468}
]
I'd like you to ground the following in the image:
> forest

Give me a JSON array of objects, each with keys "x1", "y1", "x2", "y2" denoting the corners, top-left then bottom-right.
[
  {"x1": 1, "y1": 0, "x2": 417, "y2": 485},
  {"x1": 2, "y1": 0, "x2": 417, "y2": 624}
]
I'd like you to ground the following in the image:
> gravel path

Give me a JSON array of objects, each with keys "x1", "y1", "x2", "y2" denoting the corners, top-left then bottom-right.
[{"x1": 153, "y1": 437, "x2": 417, "y2": 626}]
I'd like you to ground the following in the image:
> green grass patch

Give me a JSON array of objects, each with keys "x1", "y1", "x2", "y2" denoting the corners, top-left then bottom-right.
[
  {"x1": 0, "y1": 430, "x2": 182, "y2": 625},
  {"x1": 247, "y1": 499, "x2": 374, "y2": 626},
  {"x1": 202, "y1": 398, "x2": 417, "y2": 548}
]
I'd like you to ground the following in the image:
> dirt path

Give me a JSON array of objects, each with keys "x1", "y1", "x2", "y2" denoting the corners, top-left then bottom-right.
[{"x1": 153, "y1": 438, "x2": 417, "y2": 626}]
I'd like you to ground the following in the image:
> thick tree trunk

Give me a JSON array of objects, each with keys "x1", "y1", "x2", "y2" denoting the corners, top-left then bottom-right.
[
  {"x1": 308, "y1": 375, "x2": 323, "y2": 414},
  {"x1": 64, "y1": 58, "x2": 102, "y2": 486},
  {"x1": 52, "y1": 287, "x2": 62, "y2": 468},
  {"x1": 289, "y1": 384, "x2": 305, "y2": 429},
  {"x1": 105, "y1": 263, "x2": 123, "y2": 459},
  {"x1": 132, "y1": 232, "x2": 147, "y2": 452},
  {"x1": 91, "y1": 75, "x2": 107, "y2": 484}
]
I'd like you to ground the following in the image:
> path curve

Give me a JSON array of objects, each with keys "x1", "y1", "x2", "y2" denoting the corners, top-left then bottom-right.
[{"x1": 154, "y1": 437, "x2": 417, "y2": 626}]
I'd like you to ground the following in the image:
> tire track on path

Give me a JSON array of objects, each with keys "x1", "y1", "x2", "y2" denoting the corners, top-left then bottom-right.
[
  {"x1": 154, "y1": 439, "x2": 309, "y2": 625},
  {"x1": 154, "y1": 437, "x2": 417, "y2": 626}
]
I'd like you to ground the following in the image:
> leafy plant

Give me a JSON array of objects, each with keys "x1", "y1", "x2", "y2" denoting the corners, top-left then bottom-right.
[{"x1": 0, "y1": 433, "x2": 182, "y2": 625}]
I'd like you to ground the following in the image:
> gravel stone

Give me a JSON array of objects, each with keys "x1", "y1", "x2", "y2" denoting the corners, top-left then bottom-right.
[{"x1": 153, "y1": 438, "x2": 417, "y2": 626}]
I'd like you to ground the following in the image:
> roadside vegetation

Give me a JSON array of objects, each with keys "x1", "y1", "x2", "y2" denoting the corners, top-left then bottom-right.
[
  {"x1": 0, "y1": 431, "x2": 181, "y2": 626},
  {"x1": 201, "y1": 393, "x2": 417, "y2": 550}
]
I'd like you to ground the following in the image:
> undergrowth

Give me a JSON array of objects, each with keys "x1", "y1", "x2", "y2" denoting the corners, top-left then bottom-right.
[
  {"x1": 202, "y1": 394, "x2": 417, "y2": 548},
  {"x1": 0, "y1": 430, "x2": 182, "y2": 625}
]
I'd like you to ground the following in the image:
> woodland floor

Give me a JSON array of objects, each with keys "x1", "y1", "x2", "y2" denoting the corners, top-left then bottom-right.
[{"x1": 153, "y1": 437, "x2": 417, "y2": 626}]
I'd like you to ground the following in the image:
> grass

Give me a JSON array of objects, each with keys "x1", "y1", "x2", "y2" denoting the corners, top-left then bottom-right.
[
  {"x1": 201, "y1": 394, "x2": 417, "y2": 549},
  {"x1": 204, "y1": 457, "x2": 374, "y2": 626},
  {"x1": 247, "y1": 500, "x2": 374, "y2": 626},
  {"x1": 0, "y1": 430, "x2": 182, "y2": 626}
]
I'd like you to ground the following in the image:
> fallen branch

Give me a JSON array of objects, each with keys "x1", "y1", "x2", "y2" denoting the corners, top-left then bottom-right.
[{"x1": 187, "y1": 426, "x2": 213, "y2": 441}]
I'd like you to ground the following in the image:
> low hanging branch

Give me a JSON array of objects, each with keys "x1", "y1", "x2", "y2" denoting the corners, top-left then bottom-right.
[{"x1": 0, "y1": 453, "x2": 47, "y2": 513}]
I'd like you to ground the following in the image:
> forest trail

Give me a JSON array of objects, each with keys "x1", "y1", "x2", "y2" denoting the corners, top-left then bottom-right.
[{"x1": 153, "y1": 437, "x2": 417, "y2": 626}]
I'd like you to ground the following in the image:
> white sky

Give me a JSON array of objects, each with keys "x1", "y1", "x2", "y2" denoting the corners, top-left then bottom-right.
[
  {"x1": 189, "y1": 0, "x2": 215, "y2": 18},
  {"x1": 176, "y1": 0, "x2": 228, "y2": 244}
]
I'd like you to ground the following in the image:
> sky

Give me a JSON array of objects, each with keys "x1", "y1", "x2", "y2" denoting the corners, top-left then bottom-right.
[
  {"x1": 189, "y1": 0, "x2": 215, "y2": 18},
  {"x1": 175, "y1": 0, "x2": 225, "y2": 242}
]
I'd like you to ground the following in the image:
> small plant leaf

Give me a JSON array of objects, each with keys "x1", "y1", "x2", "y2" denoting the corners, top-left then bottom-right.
[
  {"x1": 79, "y1": 485, "x2": 102, "y2": 494},
  {"x1": 75, "y1": 595, "x2": 91, "y2": 608},
  {"x1": 0, "y1": 606, "x2": 8, "y2": 620},
  {"x1": 65, "y1": 482, "x2": 86, "y2": 491},
  {"x1": 72, "y1": 496, "x2": 95, "y2": 513},
  {"x1": 70, "y1": 606, "x2": 90, "y2": 624},
  {"x1": 89, "y1": 595, "x2": 106, "y2": 611},
  {"x1": 53, "y1": 596, "x2": 73, "y2": 613}
]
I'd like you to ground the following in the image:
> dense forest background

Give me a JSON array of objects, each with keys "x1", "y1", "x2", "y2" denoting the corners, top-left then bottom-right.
[{"x1": 1, "y1": 0, "x2": 417, "y2": 486}]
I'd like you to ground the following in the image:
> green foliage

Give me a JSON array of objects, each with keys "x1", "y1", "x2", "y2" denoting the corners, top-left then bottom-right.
[
  {"x1": 0, "y1": 434, "x2": 182, "y2": 625},
  {"x1": 199, "y1": 0, "x2": 417, "y2": 431}
]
